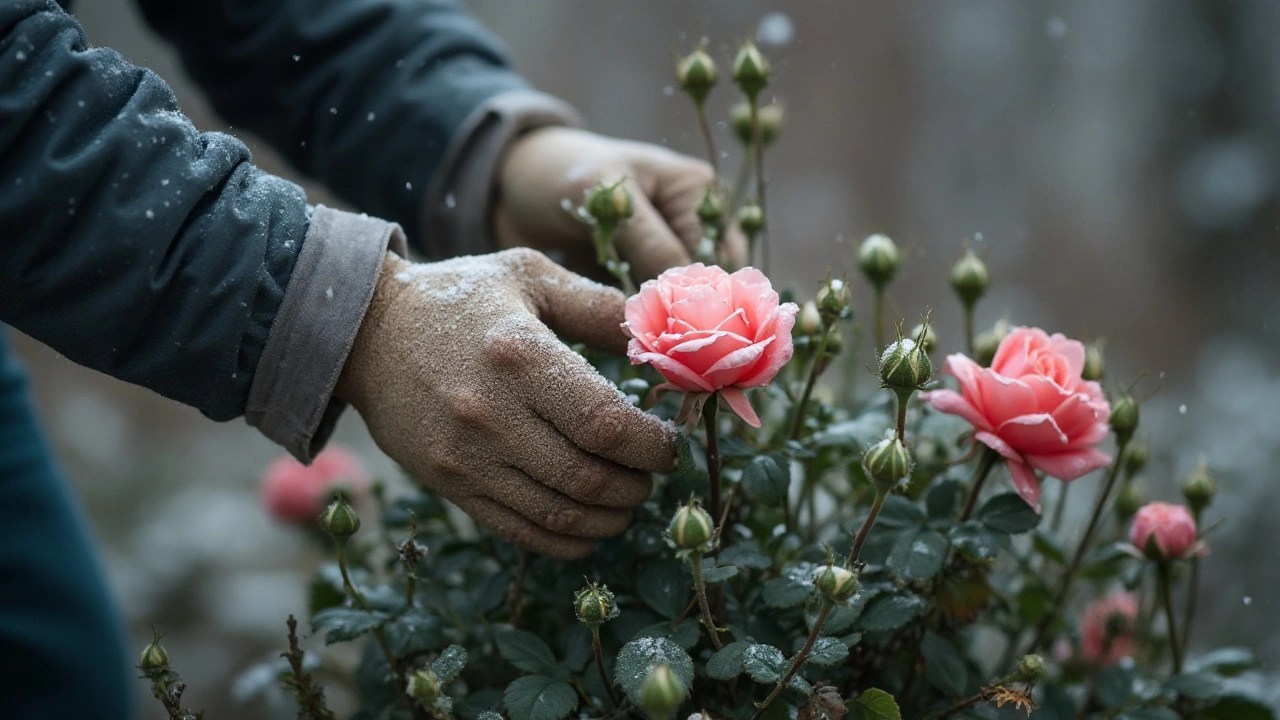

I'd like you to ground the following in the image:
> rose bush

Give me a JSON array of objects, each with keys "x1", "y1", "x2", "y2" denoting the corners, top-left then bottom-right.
[{"x1": 260, "y1": 445, "x2": 369, "y2": 524}]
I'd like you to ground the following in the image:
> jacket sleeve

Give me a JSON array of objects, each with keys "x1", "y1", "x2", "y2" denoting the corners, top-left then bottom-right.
[
  {"x1": 0, "y1": 1, "x2": 404, "y2": 460},
  {"x1": 135, "y1": 0, "x2": 581, "y2": 259}
]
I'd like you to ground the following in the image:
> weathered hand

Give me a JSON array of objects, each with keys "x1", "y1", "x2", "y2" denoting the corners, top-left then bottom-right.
[
  {"x1": 494, "y1": 127, "x2": 748, "y2": 281},
  {"x1": 335, "y1": 249, "x2": 675, "y2": 559}
]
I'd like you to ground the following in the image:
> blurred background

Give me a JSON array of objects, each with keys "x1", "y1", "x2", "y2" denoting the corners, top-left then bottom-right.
[{"x1": 10, "y1": 1, "x2": 1280, "y2": 716}]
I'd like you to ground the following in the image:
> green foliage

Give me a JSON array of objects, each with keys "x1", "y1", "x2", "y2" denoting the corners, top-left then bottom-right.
[
  {"x1": 851, "y1": 688, "x2": 902, "y2": 720},
  {"x1": 310, "y1": 607, "x2": 385, "y2": 645},
  {"x1": 504, "y1": 675, "x2": 577, "y2": 720},
  {"x1": 614, "y1": 637, "x2": 694, "y2": 705}
]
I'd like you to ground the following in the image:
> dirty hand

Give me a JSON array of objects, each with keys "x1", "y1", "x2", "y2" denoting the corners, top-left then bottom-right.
[
  {"x1": 335, "y1": 249, "x2": 676, "y2": 559},
  {"x1": 494, "y1": 127, "x2": 748, "y2": 281}
]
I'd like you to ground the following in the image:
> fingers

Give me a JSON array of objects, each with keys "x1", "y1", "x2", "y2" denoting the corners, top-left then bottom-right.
[
  {"x1": 484, "y1": 465, "x2": 633, "y2": 538},
  {"x1": 496, "y1": 247, "x2": 630, "y2": 355},
  {"x1": 449, "y1": 494, "x2": 596, "y2": 560},
  {"x1": 612, "y1": 187, "x2": 693, "y2": 282},
  {"x1": 505, "y1": 413, "x2": 654, "y2": 508},
  {"x1": 645, "y1": 154, "x2": 716, "y2": 254},
  {"x1": 720, "y1": 223, "x2": 750, "y2": 269}
]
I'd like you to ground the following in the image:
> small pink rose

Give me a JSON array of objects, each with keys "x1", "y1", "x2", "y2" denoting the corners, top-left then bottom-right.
[
  {"x1": 925, "y1": 327, "x2": 1112, "y2": 512},
  {"x1": 1079, "y1": 591, "x2": 1139, "y2": 666},
  {"x1": 261, "y1": 446, "x2": 370, "y2": 524},
  {"x1": 622, "y1": 263, "x2": 798, "y2": 427},
  {"x1": 1129, "y1": 501, "x2": 1200, "y2": 561}
]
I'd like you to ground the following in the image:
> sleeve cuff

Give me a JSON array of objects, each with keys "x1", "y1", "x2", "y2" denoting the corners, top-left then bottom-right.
[
  {"x1": 420, "y1": 89, "x2": 582, "y2": 259},
  {"x1": 245, "y1": 205, "x2": 408, "y2": 462}
]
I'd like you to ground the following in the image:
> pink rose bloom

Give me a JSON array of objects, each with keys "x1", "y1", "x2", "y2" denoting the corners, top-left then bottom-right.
[
  {"x1": 1129, "y1": 501, "x2": 1199, "y2": 561},
  {"x1": 261, "y1": 446, "x2": 370, "y2": 524},
  {"x1": 622, "y1": 264, "x2": 798, "y2": 427},
  {"x1": 1080, "y1": 591, "x2": 1139, "y2": 666},
  {"x1": 926, "y1": 327, "x2": 1111, "y2": 512}
]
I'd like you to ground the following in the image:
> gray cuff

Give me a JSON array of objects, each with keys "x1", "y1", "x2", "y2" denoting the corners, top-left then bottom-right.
[
  {"x1": 246, "y1": 205, "x2": 408, "y2": 462},
  {"x1": 421, "y1": 89, "x2": 582, "y2": 259}
]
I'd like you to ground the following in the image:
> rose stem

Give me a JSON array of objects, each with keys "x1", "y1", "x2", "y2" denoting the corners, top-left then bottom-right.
[
  {"x1": 1049, "y1": 482, "x2": 1070, "y2": 535},
  {"x1": 1158, "y1": 562, "x2": 1183, "y2": 673},
  {"x1": 894, "y1": 390, "x2": 909, "y2": 441},
  {"x1": 690, "y1": 551, "x2": 724, "y2": 650},
  {"x1": 846, "y1": 489, "x2": 889, "y2": 568},
  {"x1": 590, "y1": 626, "x2": 621, "y2": 706},
  {"x1": 748, "y1": 600, "x2": 833, "y2": 720},
  {"x1": 1028, "y1": 437, "x2": 1130, "y2": 654},
  {"x1": 336, "y1": 538, "x2": 401, "y2": 682},
  {"x1": 508, "y1": 549, "x2": 529, "y2": 629},
  {"x1": 873, "y1": 285, "x2": 886, "y2": 352},
  {"x1": 1181, "y1": 510, "x2": 1201, "y2": 658},
  {"x1": 703, "y1": 397, "x2": 722, "y2": 532},
  {"x1": 790, "y1": 324, "x2": 833, "y2": 441},
  {"x1": 957, "y1": 447, "x2": 1001, "y2": 522},
  {"x1": 962, "y1": 305, "x2": 975, "y2": 357},
  {"x1": 748, "y1": 92, "x2": 769, "y2": 273},
  {"x1": 694, "y1": 101, "x2": 719, "y2": 177}
]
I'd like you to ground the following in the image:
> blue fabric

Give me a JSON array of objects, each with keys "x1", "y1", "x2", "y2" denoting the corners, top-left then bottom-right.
[{"x1": 0, "y1": 329, "x2": 132, "y2": 720}]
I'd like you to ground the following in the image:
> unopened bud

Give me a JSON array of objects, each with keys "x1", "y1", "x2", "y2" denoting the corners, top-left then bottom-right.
[
  {"x1": 1082, "y1": 340, "x2": 1105, "y2": 382},
  {"x1": 730, "y1": 101, "x2": 783, "y2": 146},
  {"x1": 695, "y1": 186, "x2": 722, "y2": 225},
  {"x1": 815, "y1": 564, "x2": 859, "y2": 604},
  {"x1": 863, "y1": 437, "x2": 913, "y2": 492},
  {"x1": 736, "y1": 204, "x2": 764, "y2": 237},
  {"x1": 574, "y1": 582, "x2": 619, "y2": 626},
  {"x1": 796, "y1": 301, "x2": 821, "y2": 336},
  {"x1": 1114, "y1": 481, "x2": 1146, "y2": 522},
  {"x1": 1016, "y1": 654, "x2": 1046, "y2": 683},
  {"x1": 815, "y1": 277, "x2": 849, "y2": 325},
  {"x1": 585, "y1": 180, "x2": 634, "y2": 232},
  {"x1": 910, "y1": 323, "x2": 937, "y2": 355},
  {"x1": 949, "y1": 249, "x2": 989, "y2": 309},
  {"x1": 406, "y1": 668, "x2": 441, "y2": 707},
  {"x1": 1123, "y1": 437, "x2": 1148, "y2": 477},
  {"x1": 1109, "y1": 392, "x2": 1139, "y2": 443},
  {"x1": 676, "y1": 46, "x2": 718, "y2": 105},
  {"x1": 320, "y1": 496, "x2": 361, "y2": 539},
  {"x1": 139, "y1": 636, "x2": 170, "y2": 674},
  {"x1": 857, "y1": 234, "x2": 900, "y2": 288},
  {"x1": 878, "y1": 325, "x2": 933, "y2": 393},
  {"x1": 668, "y1": 501, "x2": 715, "y2": 551},
  {"x1": 973, "y1": 320, "x2": 1009, "y2": 367},
  {"x1": 1181, "y1": 463, "x2": 1216, "y2": 515},
  {"x1": 731, "y1": 42, "x2": 771, "y2": 98},
  {"x1": 640, "y1": 664, "x2": 685, "y2": 720}
]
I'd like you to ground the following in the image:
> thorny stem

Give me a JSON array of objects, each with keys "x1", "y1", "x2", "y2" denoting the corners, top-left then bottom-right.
[
  {"x1": 894, "y1": 389, "x2": 909, "y2": 442},
  {"x1": 873, "y1": 286, "x2": 886, "y2": 352},
  {"x1": 748, "y1": 601, "x2": 833, "y2": 720},
  {"x1": 790, "y1": 324, "x2": 833, "y2": 441},
  {"x1": 1159, "y1": 562, "x2": 1184, "y2": 673},
  {"x1": 694, "y1": 102, "x2": 719, "y2": 176},
  {"x1": 847, "y1": 490, "x2": 888, "y2": 568},
  {"x1": 591, "y1": 626, "x2": 621, "y2": 706},
  {"x1": 282, "y1": 615, "x2": 337, "y2": 720},
  {"x1": 1028, "y1": 438, "x2": 1130, "y2": 654},
  {"x1": 958, "y1": 447, "x2": 1001, "y2": 523},
  {"x1": 335, "y1": 539, "x2": 402, "y2": 686},
  {"x1": 593, "y1": 227, "x2": 636, "y2": 296},
  {"x1": 748, "y1": 93, "x2": 769, "y2": 274},
  {"x1": 690, "y1": 552, "x2": 724, "y2": 650},
  {"x1": 704, "y1": 398, "x2": 723, "y2": 530}
]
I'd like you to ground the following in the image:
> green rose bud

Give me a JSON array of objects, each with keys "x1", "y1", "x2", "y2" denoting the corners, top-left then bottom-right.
[
  {"x1": 1114, "y1": 481, "x2": 1146, "y2": 522},
  {"x1": 320, "y1": 496, "x2": 361, "y2": 540},
  {"x1": 695, "y1": 185, "x2": 722, "y2": 225},
  {"x1": 857, "y1": 234, "x2": 900, "y2": 288},
  {"x1": 814, "y1": 564, "x2": 859, "y2": 604},
  {"x1": 910, "y1": 322, "x2": 937, "y2": 355},
  {"x1": 815, "y1": 276, "x2": 849, "y2": 326},
  {"x1": 1082, "y1": 340, "x2": 1105, "y2": 381},
  {"x1": 863, "y1": 437, "x2": 913, "y2": 492},
  {"x1": 973, "y1": 319, "x2": 1009, "y2": 367},
  {"x1": 1016, "y1": 654, "x2": 1046, "y2": 683},
  {"x1": 1123, "y1": 436, "x2": 1148, "y2": 477},
  {"x1": 668, "y1": 501, "x2": 715, "y2": 551},
  {"x1": 640, "y1": 664, "x2": 685, "y2": 720},
  {"x1": 796, "y1": 301, "x2": 821, "y2": 337},
  {"x1": 731, "y1": 42, "x2": 771, "y2": 98},
  {"x1": 585, "y1": 180, "x2": 634, "y2": 233},
  {"x1": 676, "y1": 46, "x2": 718, "y2": 105},
  {"x1": 574, "y1": 582, "x2": 619, "y2": 626},
  {"x1": 736, "y1": 203, "x2": 764, "y2": 237},
  {"x1": 1181, "y1": 462, "x2": 1216, "y2": 516},
  {"x1": 730, "y1": 101, "x2": 783, "y2": 146},
  {"x1": 1109, "y1": 392, "x2": 1139, "y2": 443},
  {"x1": 139, "y1": 636, "x2": 169, "y2": 674},
  {"x1": 949, "y1": 248, "x2": 989, "y2": 309},
  {"x1": 406, "y1": 668, "x2": 441, "y2": 707},
  {"x1": 878, "y1": 326, "x2": 933, "y2": 394}
]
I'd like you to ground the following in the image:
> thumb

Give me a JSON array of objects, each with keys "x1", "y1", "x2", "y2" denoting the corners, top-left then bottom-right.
[
  {"x1": 500, "y1": 248, "x2": 632, "y2": 356},
  {"x1": 613, "y1": 185, "x2": 692, "y2": 282}
]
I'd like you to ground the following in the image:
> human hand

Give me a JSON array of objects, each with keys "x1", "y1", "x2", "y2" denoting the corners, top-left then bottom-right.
[
  {"x1": 334, "y1": 249, "x2": 676, "y2": 559},
  {"x1": 494, "y1": 127, "x2": 748, "y2": 281}
]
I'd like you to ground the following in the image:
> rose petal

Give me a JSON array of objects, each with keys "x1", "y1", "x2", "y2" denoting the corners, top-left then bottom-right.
[
  {"x1": 1024, "y1": 447, "x2": 1112, "y2": 482},
  {"x1": 736, "y1": 302, "x2": 798, "y2": 387},
  {"x1": 702, "y1": 338, "x2": 770, "y2": 389},
  {"x1": 996, "y1": 413, "x2": 1070, "y2": 454},
  {"x1": 720, "y1": 387, "x2": 761, "y2": 427},
  {"x1": 974, "y1": 430, "x2": 1020, "y2": 463},
  {"x1": 924, "y1": 389, "x2": 992, "y2": 432},
  {"x1": 1007, "y1": 457, "x2": 1042, "y2": 513},
  {"x1": 990, "y1": 327, "x2": 1039, "y2": 377},
  {"x1": 977, "y1": 371, "x2": 1039, "y2": 426},
  {"x1": 1049, "y1": 332, "x2": 1086, "y2": 378},
  {"x1": 669, "y1": 331, "x2": 753, "y2": 376},
  {"x1": 630, "y1": 351, "x2": 714, "y2": 393}
]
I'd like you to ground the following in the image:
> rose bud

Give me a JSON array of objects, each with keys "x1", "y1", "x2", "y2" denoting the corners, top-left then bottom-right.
[
  {"x1": 320, "y1": 496, "x2": 361, "y2": 540},
  {"x1": 863, "y1": 437, "x2": 913, "y2": 492},
  {"x1": 1109, "y1": 391, "x2": 1139, "y2": 443},
  {"x1": 878, "y1": 326, "x2": 933, "y2": 395},
  {"x1": 731, "y1": 41, "x2": 771, "y2": 98},
  {"x1": 574, "y1": 582, "x2": 619, "y2": 626},
  {"x1": 857, "y1": 234, "x2": 901, "y2": 289},
  {"x1": 1129, "y1": 501, "x2": 1198, "y2": 562},
  {"x1": 1016, "y1": 654, "x2": 1045, "y2": 684},
  {"x1": 676, "y1": 45, "x2": 718, "y2": 105},
  {"x1": 949, "y1": 248, "x2": 989, "y2": 309},
  {"x1": 1114, "y1": 481, "x2": 1146, "y2": 522},
  {"x1": 406, "y1": 668, "x2": 441, "y2": 707},
  {"x1": 641, "y1": 664, "x2": 686, "y2": 720},
  {"x1": 668, "y1": 501, "x2": 715, "y2": 551},
  {"x1": 815, "y1": 564, "x2": 859, "y2": 604},
  {"x1": 1181, "y1": 462, "x2": 1216, "y2": 516},
  {"x1": 261, "y1": 446, "x2": 369, "y2": 525},
  {"x1": 585, "y1": 180, "x2": 634, "y2": 232},
  {"x1": 1123, "y1": 437, "x2": 1148, "y2": 477},
  {"x1": 736, "y1": 203, "x2": 764, "y2": 237},
  {"x1": 139, "y1": 636, "x2": 170, "y2": 675},
  {"x1": 730, "y1": 101, "x2": 783, "y2": 146},
  {"x1": 796, "y1": 301, "x2": 822, "y2": 337},
  {"x1": 1082, "y1": 340, "x2": 1105, "y2": 381},
  {"x1": 973, "y1": 319, "x2": 1009, "y2": 367},
  {"x1": 695, "y1": 185, "x2": 722, "y2": 225},
  {"x1": 815, "y1": 276, "x2": 849, "y2": 326},
  {"x1": 910, "y1": 322, "x2": 937, "y2": 355},
  {"x1": 1080, "y1": 592, "x2": 1139, "y2": 666}
]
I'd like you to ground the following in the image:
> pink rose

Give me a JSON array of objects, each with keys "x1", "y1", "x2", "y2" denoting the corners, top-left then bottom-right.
[
  {"x1": 261, "y1": 446, "x2": 370, "y2": 524},
  {"x1": 1129, "y1": 501, "x2": 1199, "y2": 561},
  {"x1": 1079, "y1": 591, "x2": 1139, "y2": 666},
  {"x1": 926, "y1": 327, "x2": 1111, "y2": 512},
  {"x1": 622, "y1": 264, "x2": 798, "y2": 427}
]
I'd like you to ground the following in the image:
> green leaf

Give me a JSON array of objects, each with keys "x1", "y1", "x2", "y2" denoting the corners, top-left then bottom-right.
[
  {"x1": 743, "y1": 454, "x2": 790, "y2": 505},
  {"x1": 805, "y1": 637, "x2": 849, "y2": 666},
  {"x1": 1201, "y1": 695, "x2": 1277, "y2": 720},
  {"x1": 1189, "y1": 647, "x2": 1256, "y2": 677},
  {"x1": 742, "y1": 643, "x2": 788, "y2": 684},
  {"x1": 496, "y1": 629, "x2": 559, "y2": 676},
  {"x1": 700, "y1": 557, "x2": 740, "y2": 584},
  {"x1": 854, "y1": 592, "x2": 924, "y2": 632},
  {"x1": 926, "y1": 480, "x2": 966, "y2": 520},
  {"x1": 638, "y1": 560, "x2": 690, "y2": 620},
  {"x1": 1030, "y1": 684, "x2": 1076, "y2": 720},
  {"x1": 311, "y1": 607, "x2": 386, "y2": 645},
  {"x1": 850, "y1": 688, "x2": 902, "y2": 720},
  {"x1": 473, "y1": 570, "x2": 513, "y2": 614},
  {"x1": 873, "y1": 496, "x2": 926, "y2": 530},
  {"x1": 1117, "y1": 709, "x2": 1181, "y2": 720},
  {"x1": 920, "y1": 632, "x2": 968, "y2": 697},
  {"x1": 887, "y1": 529, "x2": 947, "y2": 581},
  {"x1": 614, "y1": 637, "x2": 694, "y2": 705},
  {"x1": 1015, "y1": 584, "x2": 1052, "y2": 625},
  {"x1": 476, "y1": 712, "x2": 505, "y2": 720},
  {"x1": 504, "y1": 675, "x2": 577, "y2": 720},
  {"x1": 1094, "y1": 666, "x2": 1134, "y2": 708},
  {"x1": 385, "y1": 609, "x2": 444, "y2": 657},
  {"x1": 1031, "y1": 529, "x2": 1067, "y2": 564},
  {"x1": 706, "y1": 641, "x2": 749, "y2": 680},
  {"x1": 632, "y1": 621, "x2": 700, "y2": 650},
  {"x1": 978, "y1": 493, "x2": 1040, "y2": 534},
  {"x1": 762, "y1": 562, "x2": 819, "y2": 608},
  {"x1": 1081, "y1": 542, "x2": 1133, "y2": 580},
  {"x1": 1165, "y1": 672, "x2": 1224, "y2": 700},
  {"x1": 432, "y1": 645, "x2": 468, "y2": 685},
  {"x1": 719, "y1": 540, "x2": 772, "y2": 570},
  {"x1": 949, "y1": 522, "x2": 1002, "y2": 563},
  {"x1": 674, "y1": 434, "x2": 707, "y2": 484}
]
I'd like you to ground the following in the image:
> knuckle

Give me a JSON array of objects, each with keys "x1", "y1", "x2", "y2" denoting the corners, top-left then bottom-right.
[
  {"x1": 498, "y1": 246, "x2": 550, "y2": 273},
  {"x1": 444, "y1": 389, "x2": 495, "y2": 430},
  {"x1": 567, "y1": 461, "x2": 607, "y2": 503},
  {"x1": 482, "y1": 331, "x2": 527, "y2": 369},
  {"x1": 544, "y1": 504, "x2": 585, "y2": 535},
  {"x1": 584, "y1": 401, "x2": 628, "y2": 454},
  {"x1": 428, "y1": 447, "x2": 470, "y2": 477}
]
